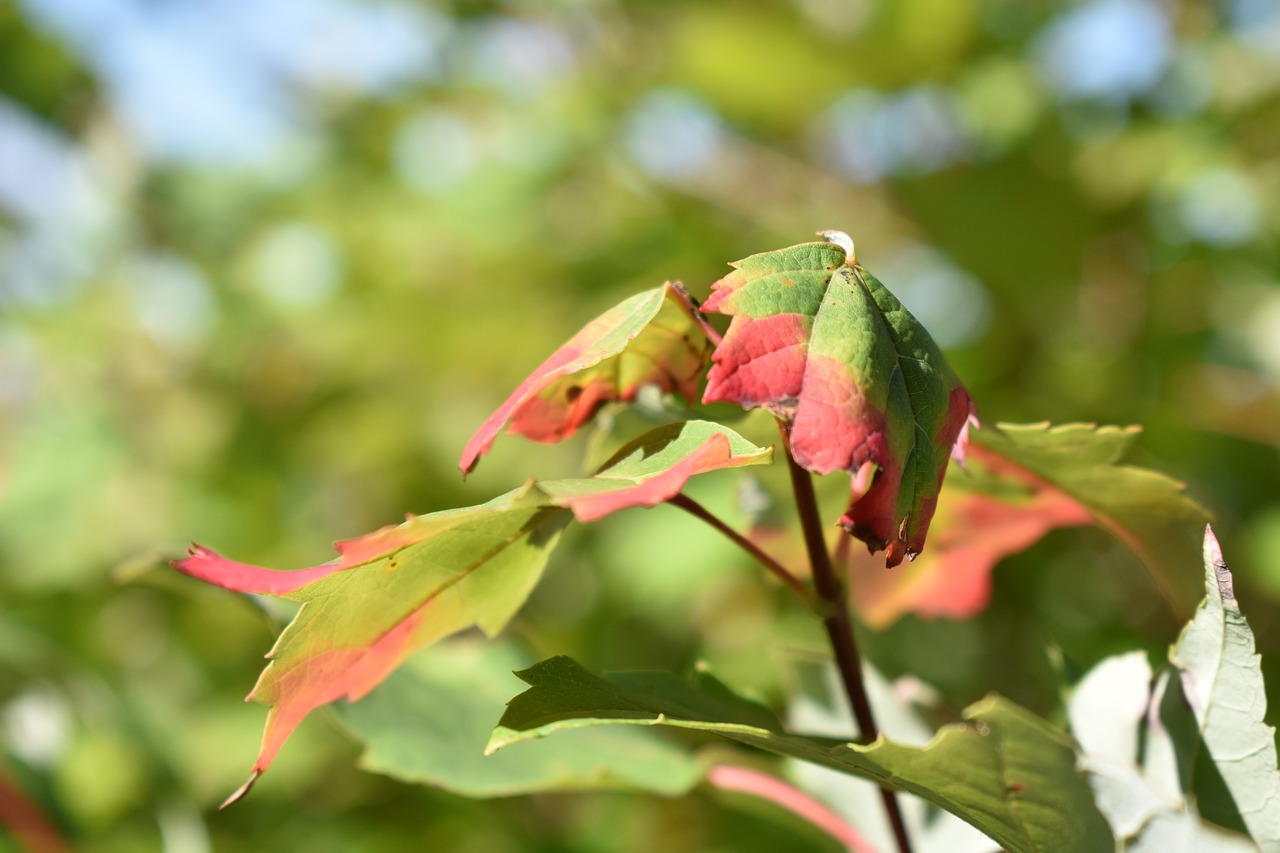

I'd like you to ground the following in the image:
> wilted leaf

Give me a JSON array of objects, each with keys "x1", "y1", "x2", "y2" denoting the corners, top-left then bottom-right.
[
  {"x1": 333, "y1": 639, "x2": 702, "y2": 797},
  {"x1": 460, "y1": 282, "x2": 715, "y2": 473},
  {"x1": 489, "y1": 656, "x2": 1112, "y2": 853},
  {"x1": 1165, "y1": 527, "x2": 1280, "y2": 847},
  {"x1": 174, "y1": 420, "x2": 761, "y2": 802},
  {"x1": 701, "y1": 234, "x2": 973, "y2": 566}
]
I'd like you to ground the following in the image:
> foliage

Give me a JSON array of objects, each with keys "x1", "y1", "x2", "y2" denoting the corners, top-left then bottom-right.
[
  {"x1": 172, "y1": 234, "x2": 1273, "y2": 851},
  {"x1": 3, "y1": 1, "x2": 1280, "y2": 851}
]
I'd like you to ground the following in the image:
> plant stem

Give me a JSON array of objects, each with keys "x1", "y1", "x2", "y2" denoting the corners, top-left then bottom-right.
[
  {"x1": 668, "y1": 493, "x2": 817, "y2": 611},
  {"x1": 779, "y1": 424, "x2": 914, "y2": 853}
]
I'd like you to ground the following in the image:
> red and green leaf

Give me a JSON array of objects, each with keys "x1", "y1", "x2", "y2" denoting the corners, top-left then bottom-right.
[
  {"x1": 701, "y1": 235, "x2": 974, "y2": 566},
  {"x1": 175, "y1": 487, "x2": 570, "y2": 806},
  {"x1": 460, "y1": 282, "x2": 716, "y2": 473},
  {"x1": 845, "y1": 473, "x2": 1092, "y2": 627},
  {"x1": 539, "y1": 420, "x2": 772, "y2": 522},
  {"x1": 173, "y1": 421, "x2": 768, "y2": 803},
  {"x1": 843, "y1": 421, "x2": 1211, "y2": 626}
]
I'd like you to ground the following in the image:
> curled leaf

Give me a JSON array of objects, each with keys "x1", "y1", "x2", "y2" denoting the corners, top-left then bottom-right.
[
  {"x1": 701, "y1": 235, "x2": 973, "y2": 566},
  {"x1": 460, "y1": 282, "x2": 715, "y2": 473}
]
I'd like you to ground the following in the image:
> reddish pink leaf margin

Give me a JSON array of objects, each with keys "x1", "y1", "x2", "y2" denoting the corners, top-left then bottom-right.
[{"x1": 460, "y1": 282, "x2": 716, "y2": 473}]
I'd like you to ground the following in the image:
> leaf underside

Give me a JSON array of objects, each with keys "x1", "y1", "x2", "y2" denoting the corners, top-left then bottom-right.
[
  {"x1": 701, "y1": 239, "x2": 973, "y2": 566},
  {"x1": 460, "y1": 282, "x2": 714, "y2": 473},
  {"x1": 1163, "y1": 527, "x2": 1280, "y2": 847},
  {"x1": 490, "y1": 656, "x2": 1113, "y2": 853}
]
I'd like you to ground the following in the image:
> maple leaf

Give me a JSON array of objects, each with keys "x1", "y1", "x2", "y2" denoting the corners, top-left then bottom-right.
[
  {"x1": 173, "y1": 421, "x2": 769, "y2": 805},
  {"x1": 460, "y1": 282, "x2": 716, "y2": 473},
  {"x1": 702, "y1": 233, "x2": 974, "y2": 566},
  {"x1": 842, "y1": 421, "x2": 1211, "y2": 626},
  {"x1": 845, "y1": 474, "x2": 1092, "y2": 627}
]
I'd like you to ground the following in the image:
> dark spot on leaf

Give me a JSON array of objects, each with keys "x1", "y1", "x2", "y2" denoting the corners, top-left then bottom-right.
[
  {"x1": 1005, "y1": 781, "x2": 1025, "y2": 795},
  {"x1": 566, "y1": 386, "x2": 583, "y2": 402}
]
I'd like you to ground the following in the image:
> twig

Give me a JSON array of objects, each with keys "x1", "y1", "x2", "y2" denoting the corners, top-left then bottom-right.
[{"x1": 668, "y1": 493, "x2": 818, "y2": 612}]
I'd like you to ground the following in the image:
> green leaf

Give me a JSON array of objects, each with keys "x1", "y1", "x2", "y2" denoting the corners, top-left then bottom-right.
[
  {"x1": 967, "y1": 422, "x2": 1211, "y2": 615},
  {"x1": 1166, "y1": 527, "x2": 1280, "y2": 847},
  {"x1": 489, "y1": 656, "x2": 1113, "y2": 853},
  {"x1": 333, "y1": 640, "x2": 702, "y2": 797},
  {"x1": 700, "y1": 234, "x2": 974, "y2": 567}
]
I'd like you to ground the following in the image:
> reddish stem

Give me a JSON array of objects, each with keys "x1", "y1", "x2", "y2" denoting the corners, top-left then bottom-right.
[
  {"x1": 779, "y1": 422, "x2": 914, "y2": 853},
  {"x1": 669, "y1": 493, "x2": 818, "y2": 612},
  {"x1": 0, "y1": 766, "x2": 69, "y2": 853}
]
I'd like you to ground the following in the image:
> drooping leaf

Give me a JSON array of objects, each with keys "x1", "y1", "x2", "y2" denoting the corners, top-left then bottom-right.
[
  {"x1": 173, "y1": 420, "x2": 762, "y2": 802},
  {"x1": 844, "y1": 418, "x2": 1212, "y2": 626},
  {"x1": 489, "y1": 656, "x2": 1113, "y2": 853},
  {"x1": 962, "y1": 422, "x2": 1212, "y2": 616},
  {"x1": 701, "y1": 234, "x2": 974, "y2": 566},
  {"x1": 333, "y1": 639, "x2": 702, "y2": 797},
  {"x1": 1164, "y1": 527, "x2": 1280, "y2": 847},
  {"x1": 460, "y1": 282, "x2": 715, "y2": 473},
  {"x1": 845, "y1": 474, "x2": 1092, "y2": 627}
]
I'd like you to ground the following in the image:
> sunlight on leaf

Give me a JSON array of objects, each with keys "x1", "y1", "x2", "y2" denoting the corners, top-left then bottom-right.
[
  {"x1": 460, "y1": 282, "x2": 715, "y2": 473},
  {"x1": 701, "y1": 235, "x2": 973, "y2": 566},
  {"x1": 489, "y1": 656, "x2": 1113, "y2": 853}
]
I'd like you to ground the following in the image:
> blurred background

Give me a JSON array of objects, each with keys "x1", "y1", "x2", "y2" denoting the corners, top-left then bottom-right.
[{"x1": 1, "y1": 0, "x2": 1278, "y2": 850}]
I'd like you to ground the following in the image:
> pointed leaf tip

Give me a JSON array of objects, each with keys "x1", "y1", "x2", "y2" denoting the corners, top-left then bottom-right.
[
  {"x1": 1203, "y1": 525, "x2": 1234, "y2": 601},
  {"x1": 219, "y1": 769, "x2": 260, "y2": 809}
]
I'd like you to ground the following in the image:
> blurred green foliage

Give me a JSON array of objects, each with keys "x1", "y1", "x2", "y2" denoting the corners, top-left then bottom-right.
[{"x1": 1, "y1": 0, "x2": 1278, "y2": 849}]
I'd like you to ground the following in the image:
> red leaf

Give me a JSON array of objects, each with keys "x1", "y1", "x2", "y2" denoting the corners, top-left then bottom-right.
[
  {"x1": 845, "y1": 486, "x2": 1092, "y2": 627},
  {"x1": 460, "y1": 282, "x2": 714, "y2": 473},
  {"x1": 702, "y1": 236, "x2": 974, "y2": 566}
]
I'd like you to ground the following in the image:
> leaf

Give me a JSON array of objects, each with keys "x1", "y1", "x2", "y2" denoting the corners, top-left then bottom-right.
[
  {"x1": 460, "y1": 282, "x2": 715, "y2": 474},
  {"x1": 538, "y1": 419, "x2": 772, "y2": 522},
  {"x1": 489, "y1": 656, "x2": 1113, "y2": 853},
  {"x1": 173, "y1": 419, "x2": 761, "y2": 803},
  {"x1": 844, "y1": 472, "x2": 1092, "y2": 627},
  {"x1": 174, "y1": 485, "x2": 571, "y2": 805},
  {"x1": 332, "y1": 639, "x2": 702, "y2": 797},
  {"x1": 701, "y1": 234, "x2": 974, "y2": 566},
  {"x1": 963, "y1": 422, "x2": 1212, "y2": 616},
  {"x1": 1165, "y1": 526, "x2": 1280, "y2": 848}
]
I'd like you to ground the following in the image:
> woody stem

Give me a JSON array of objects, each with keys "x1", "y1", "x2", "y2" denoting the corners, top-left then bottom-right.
[{"x1": 779, "y1": 422, "x2": 913, "y2": 853}]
